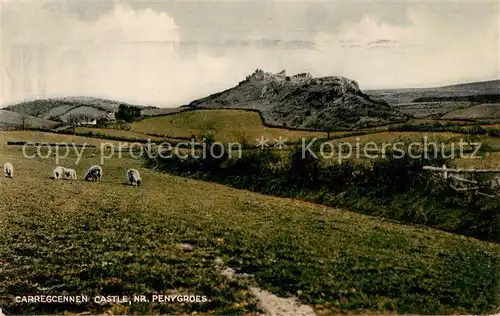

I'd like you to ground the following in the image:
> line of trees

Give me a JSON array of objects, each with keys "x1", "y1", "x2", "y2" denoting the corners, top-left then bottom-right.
[{"x1": 116, "y1": 104, "x2": 142, "y2": 122}]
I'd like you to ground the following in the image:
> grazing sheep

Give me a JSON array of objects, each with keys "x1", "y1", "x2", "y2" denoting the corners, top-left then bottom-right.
[
  {"x1": 53, "y1": 166, "x2": 65, "y2": 179},
  {"x1": 64, "y1": 168, "x2": 77, "y2": 180},
  {"x1": 3, "y1": 162, "x2": 13, "y2": 178},
  {"x1": 126, "y1": 169, "x2": 142, "y2": 186},
  {"x1": 84, "y1": 165, "x2": 102, "y2": 182}
]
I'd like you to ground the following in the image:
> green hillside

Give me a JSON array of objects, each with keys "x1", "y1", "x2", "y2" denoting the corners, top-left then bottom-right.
[
  {"x1": 0, "y1": 131, "x2": 499, "y2": 315},
  {"x1": 0, "y1": 110, "x2": 58, "y2": 129},
  {"x1": 131, "y1": 110, "x2": 330, "y2": 143}
]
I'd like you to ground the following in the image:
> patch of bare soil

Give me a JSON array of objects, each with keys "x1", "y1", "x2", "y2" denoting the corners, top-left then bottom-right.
[
  {"x1": 249, "y1": 287, "x2": 317, "y2": 316},
  {"x1": 218, "y1": 259, "x2": 317, "y2": 316}
]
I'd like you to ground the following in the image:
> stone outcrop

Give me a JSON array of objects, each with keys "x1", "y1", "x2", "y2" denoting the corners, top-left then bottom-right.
[{"x1": 189, "y1": 69, "x2": 406, "y2": 130}]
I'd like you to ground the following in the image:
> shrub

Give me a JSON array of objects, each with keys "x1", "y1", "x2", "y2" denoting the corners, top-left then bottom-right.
[
  {"x1": 116, "y1": 104, "x2": 142, "y2": 122},
  {"x1": 287, "y1": 148, "x2": 320, "y2": 188},
  {"x1": 145, "y1": 143, "x2": 499, "y2": 242}
]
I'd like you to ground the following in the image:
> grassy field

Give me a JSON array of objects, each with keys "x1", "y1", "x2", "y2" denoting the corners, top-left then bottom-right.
[
  {"x1": 455, "y1": 152, "x2": 500, "y2": 169},
  {"x1": 328, "y1": 131, "x2": 499, "y2": 149},
  {"x1": 0, "y1": 131, "x2": 127, "y2": 147},
  {"x1": 484, "y1": 124, "x2": 500, "y2": 130},
  {"x1": 383, "y1": 119, "x2": 479, "y2": 129},
  {"x1": 1, "y1": 131, "x2": 500, "y2": 315},
  {"x1": 64, "y1": 109, "x2": 500, "y2": 153},
  {"x1": 130, "y1": 110, "x2": 332, "y2": 143},
  {"x1": 0, "y1": 110, "x2": 58, "y2": 130},
  {"x1": 327, "y1": 131, "x2": 460, "y2": 144},
  {"x1": 320, "y1": 131, "x2": 500, "y2": 168},
  {"x1": 442, "y1": 104, "x2": 500, "y2": 120},
  {"x1": 75, "y1": 127, "x2": 168, "y2": 142}
]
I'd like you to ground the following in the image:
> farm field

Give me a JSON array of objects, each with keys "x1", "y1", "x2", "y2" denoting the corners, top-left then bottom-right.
[
  {"x1": 55, "y1": 109, "x2": 500, "y2": 153},
  {"x1": 321, "y1": 131, "x2": 499, "y2": 168},
  {"x1": 0, "y1": 131, "x2": 129, "y2": 147},
  {"x1": 442, "y1": 103, "x2": 500, "y2": 120},
  {"x1": 484, "y1": 124, "x2": 500, "y2": 129},
  {"x1": 391, "y1": 101, "x2": 474, "y2": 118},
  {"x1": 388, "y1": 118, "x2": 479, "y2": 127},
  {"x1": 1, "y1": 132, "x2": 499, "y2": 315},
  {"x1": 130, "y1": 110, "x2": 332, "y2": 143},
  {"x1": 75, "y1": 127, "x2": 169, "y2": 142},
  {"x1": 311, "y1": 148, "x2": 500, "y2": 169},
  {"x1": 328, "y1": 131, "x2": 460, "y2": 144},
  {"x1": 328, "y1": 131, "x2": 499, "y2": 149},
  {"x1": 455, "y1": 151, "x2": 500, "y2": 169}
]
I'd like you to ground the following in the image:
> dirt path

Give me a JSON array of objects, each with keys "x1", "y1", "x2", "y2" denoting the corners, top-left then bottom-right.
[
  {"x1": 219, "y1": 263, "x2": 317, "y2": 316},
  {"x1": 249, "y1": 287, "x2": 317, "y2": 316}
]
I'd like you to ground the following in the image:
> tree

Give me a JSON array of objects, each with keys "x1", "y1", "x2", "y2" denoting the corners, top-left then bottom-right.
[
  {"x1": 116, "y1": 104, "x2": 141, "y2": 122},
  {"x1": 67, "y1": 114, "x2": 79, "y2": 134},
  {"x1": 67, "y1": 114, "x2": 91, "y2": 134},
  {"x1": 323, "y1": 122, "x2": 336, "y2": 140},
  {"x1": 20, "y1": 115, "x2": 28, "y2": 130}
]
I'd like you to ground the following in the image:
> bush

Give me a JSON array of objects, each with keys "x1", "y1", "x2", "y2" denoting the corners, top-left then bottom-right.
[
  {"x1": 367, "y1": 153, "x2": 449, "y2": 196},
  {"x1": 146, "y1": 144, "x2": 500, "y2": 242},
  {"x1": 457, "y1": 197, "x2": 500, "y2": 241},
  {"x1": 287, "y1": 148, "x2": 320, "y2": 188},
  {"x1": 319, "y1": 162, "x2": 368, "y2": 191},
  {"x1": 116, "y1": 104, "x2": 142, "y2": 122}
]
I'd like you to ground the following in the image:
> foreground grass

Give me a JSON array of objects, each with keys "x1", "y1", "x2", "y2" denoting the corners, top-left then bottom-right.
[{"x1": 0, "y1": 141, "x2": 499, "y2": 315}]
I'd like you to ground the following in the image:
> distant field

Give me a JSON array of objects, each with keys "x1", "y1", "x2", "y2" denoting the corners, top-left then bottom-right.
[
  {"x1": 320, "y1": 131, "x2": 500, "y2": 168},
  {"x1": 1, "y1": 132, "x2": 499, "y2": 315},
  {"x1": 456, "y1": 152, "x2": 500, "y2": 169},
  {"x1": 365, "y1": 119, "x2": 480, "y2": 133},
  {"x1": 330, "y1": 131, "x2": 499, "y2": 147},
  {"x1": 483, "y1": 124, "x2": 500, "y2": 129},
  {"x1": 0, "y1": 110, "x2": 58, "y2": 129},
  {"x1": 0, "y1": 131, "x2": 129, "y2": 147},
  {"x1": 131, "y1": 110, "x2": 331, "y2": 143},
  {"x1": 328, "y1": 131, "x2": 461, "y2": 144},
  {"x1": 75, "y1": 127, "x2": 168, "y2": 142},
  {"x1": 366, "y1": 80, "x2": 500, "y2": 105},
  {"x1": 393, "y1": 101, "x2": 472, "y2": 118},
  {"x1": 404, "y1": 119, "x2": 477, "y2": 125},
  {"x1": 442, "y1": 104, "x2": 500, "y2": 120},
  {"x1": 141, "y1": 107, "x2": 184, "y2": 116}
]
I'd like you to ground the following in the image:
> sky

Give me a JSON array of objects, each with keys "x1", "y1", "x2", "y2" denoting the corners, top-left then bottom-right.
[{"x1": 1, "y1": 0, "x2": 499, "y2": 107}]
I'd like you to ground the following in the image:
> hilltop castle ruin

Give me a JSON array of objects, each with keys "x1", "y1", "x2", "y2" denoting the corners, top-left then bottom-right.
[{"x1": 245, "y1": 69, "x2": 313, "y2": 84}]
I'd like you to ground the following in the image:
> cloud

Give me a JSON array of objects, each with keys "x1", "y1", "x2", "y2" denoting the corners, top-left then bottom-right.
[
  {"x1": 1, "y1": 2, "x2": 498, "y2": 107},
  {"x1": 293, "y1": 5, "x2": 499, "y2": 89},
  {"x1": 1, "y1": 3, "x2": 182, "y2": 105}
]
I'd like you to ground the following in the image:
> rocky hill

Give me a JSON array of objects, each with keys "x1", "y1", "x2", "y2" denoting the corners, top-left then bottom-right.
[{"x1": 188, "y1": 69, "x2": 406, "y2": 129}]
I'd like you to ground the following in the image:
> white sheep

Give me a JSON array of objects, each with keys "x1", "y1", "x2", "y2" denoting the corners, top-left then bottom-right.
[
  {"x1": 126, "y1": 169, "x2": 142, "y2": 186},
  {"x1": 84, "y1": 165, "x2": 102, "y2": 182},
  {"x1": 53, "y1": 166, "x2": 65, "y2": 179},
  {"x1": 3, "y1": 162, "x2": 14, "y2": 178},
  {"x1": 64, "y1": 168, "x2": 77, "y2": 180}
]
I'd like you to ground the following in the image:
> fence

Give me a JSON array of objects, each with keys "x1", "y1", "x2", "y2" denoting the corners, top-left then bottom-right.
[{"x1": 423, "y1": 165, "x2": 500, "y2": 197}]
